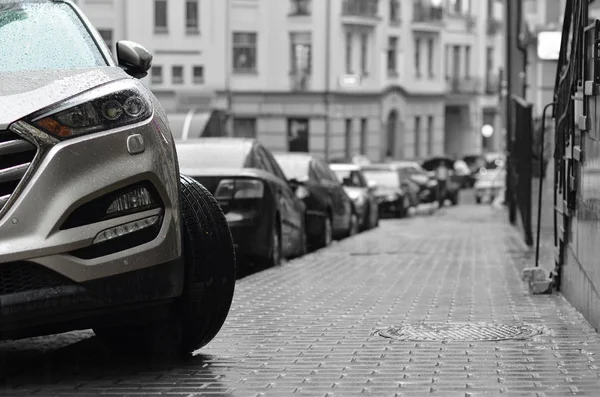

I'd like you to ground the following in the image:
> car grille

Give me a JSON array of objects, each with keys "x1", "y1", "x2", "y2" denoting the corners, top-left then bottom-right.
[
  {"x1": 0, "y1": 129, "x2": 37, "y2": 214},
  {"x1": 0, "y1": 262, "x2": 73, "y2": 296}
]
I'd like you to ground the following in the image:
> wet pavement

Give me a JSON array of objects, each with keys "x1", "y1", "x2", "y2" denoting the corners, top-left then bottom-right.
[{"x1": 2, "y1": 197, "x2": 600, "y2": 396}]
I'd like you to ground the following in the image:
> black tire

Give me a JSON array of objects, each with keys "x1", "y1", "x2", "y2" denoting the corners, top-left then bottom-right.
[
  {"x1": 95, "y1": 176, "x2": 236, "y2": 356},
  {"x1": 475, "y1": 196, "x2": 482, "y2": 204},
  {"x1": 265, "y1": 215, "x2": 282, "y2": 267},
  {"x1": 347, "y1": 211, "x2": 359, "y2": 237},
  {"x1": 451, "y1": 191, "x2": 459, "y2": 206},
  {"x1": 319, "y1": 214, "x2": 333, "y2": 248}
]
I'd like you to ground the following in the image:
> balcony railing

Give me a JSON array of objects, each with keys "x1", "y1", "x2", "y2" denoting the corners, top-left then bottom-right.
[
  {"x1": 412, "y1": 3, "x2": 444, "y2": 22},
  {"x1": 487, "y1": 18, "x2": 501, "y2": 35},
  {"x1": 484, "y1": 75, "x2": 500, "y2": 94},
  {"x1": 290, "y1": 73, "x2": 311, "y2": 92},
  {"x1": 446, "y1": 77, "x2": 480, "y2": 94},
  {"x1": 342, "y1": 0, "x2": 378, "y2": 18}
]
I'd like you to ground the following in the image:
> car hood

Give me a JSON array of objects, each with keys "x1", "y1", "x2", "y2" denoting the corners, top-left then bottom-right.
[
  {"x1": 343, "y1": 186, "x2": 368, "y2": 200},
  {"x1": 374, "y1": 186, "x2": 403, "y2": 197},
  {"x1": 0, "y1": 67, "x2": 131, "y2": 129}
]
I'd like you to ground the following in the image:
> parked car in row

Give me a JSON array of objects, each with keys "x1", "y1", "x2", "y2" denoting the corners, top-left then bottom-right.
[
  {"x1": 330, "y1": 163, "x2": 379, "y2": 231},
  {"x1": 389, "y1": 161, "x2": 439, "y2": 205},
  {"x1": 361, "y1": 165, "x2": 410, "y2": 218},
  {"x1": 176, "y1": 139, "x2": 307, "y2": 268},
  {"x1": 274, "y1": 153, "x2": 359, "y2": 249}
]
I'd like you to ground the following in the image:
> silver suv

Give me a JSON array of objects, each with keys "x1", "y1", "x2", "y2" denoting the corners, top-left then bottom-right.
[{"x1": 0, "y1": 0, "x2": 236, "y2": 355}]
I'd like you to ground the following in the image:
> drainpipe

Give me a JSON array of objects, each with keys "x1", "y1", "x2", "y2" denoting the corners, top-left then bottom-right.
[
  {"x1": 324, "y1": 0, "x2": 332, "y2": 160},
  {"x1": 225, "y1": 0, "x2": 233, "y2": 137}
]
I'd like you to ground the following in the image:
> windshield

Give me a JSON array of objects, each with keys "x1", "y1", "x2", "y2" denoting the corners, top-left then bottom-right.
[
  {"x1": 333, "y1": 169, "x2": 365, "y2": 187},
  {"x1": 176, "y1": 143, "x2": 250, "y2": 169},
  {"x1": 0, "y1": 2, "x2": 107, "y2": 72},
  {"x1": 274, "y1": 155, "x2": 310, "y2": 181},
  {"x1": 362, "y1": 170, "x2": 400, "y2": 188}
]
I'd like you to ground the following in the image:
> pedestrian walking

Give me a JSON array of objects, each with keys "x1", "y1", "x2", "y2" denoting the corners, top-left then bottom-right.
[{"x1": 436, "y1": 161, "x2": 449, "y2": 207}]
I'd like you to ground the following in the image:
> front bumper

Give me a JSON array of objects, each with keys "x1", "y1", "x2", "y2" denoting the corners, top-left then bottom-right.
[
  {"x1": 377, "y1": 197, "x2": 403, "y2": 216},
  {"x1": 0, "y1": 113, "x2": 182, "y2": 285}
]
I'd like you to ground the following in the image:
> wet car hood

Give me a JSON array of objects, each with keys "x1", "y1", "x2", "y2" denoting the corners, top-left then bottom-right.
[
  {"x1": 0, "y1": 67, "x2": 131, "y2": 129},
  {"x1": 343, "y1": 186, "x2": 368, "y2": 200},
  {"x1": 374, "y1": 186, "x2": 403, "y2": 197}
]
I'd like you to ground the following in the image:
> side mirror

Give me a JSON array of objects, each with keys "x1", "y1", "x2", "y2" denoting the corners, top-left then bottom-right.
[{"x1": 116, "y1": 40, "x2": 153, "y2": 79}]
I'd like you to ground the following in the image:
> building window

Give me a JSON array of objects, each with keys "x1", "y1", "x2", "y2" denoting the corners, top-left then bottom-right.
[
  {"x1": 345, "y1": 119, "x2": 353, "y2": 158},
  {"x1": 485, "y1": 46, "x2": 494, "y2": 92},
  {"x1": 233, "y1": 118, "x2": 257, "y2": 138},
  {"x1": 288, "y1": 118, "x2": 310, "y2": 152},
  {"x1": 427, "y1": 38, "x2": 434, "y2": 78},
  {"x1": 290, "y1": 0, "x2": 311, "y2": 16},
  {"x1": 427, "y1": 116, "x2": 434, "y2": 155},
  {"x1": 452, "y1": 45, "x2": 460, "y2": 79},
  {"x1": 414, "y1": 116, "x2": 421, "y2": 158},
  {"x1": 390, "y1": 0, "x2": 400, "y2": 23},
  {"x1": 387, "y1": 36, "x2": 398, "y2": 75},
  {"x1": 98, "y1": 29, "x2": 113, "y2": 52},
  {"x1": 233, "y1": 32, "x2": 257, "y2": 73},
  {"x1": 449, "y1": 0, "x2": 462, "y2": 14},
  {"x1": 151, "y1": 66, "x2": 163, "y2": 84},
  {"x1": 414, "y1": 38, "x2": 421, "y2": 78},
  {"x1": 360, "y1": 118, "x2": 368, "y2": 155},
  {"x1": 360, "y1": 33, "x2": 368, "y2": 75},
  {"x1": 465, "y1": 45, "x2": 471, "y2": 79},
  {"x1": 445, "y1": 44, "x2": 450, "y2": 79},
  {"x1": 290, "y1": 32, "x2": 312, "y2": 74},
  {"x1": 154, "y1": 0, "x2": 167, "y2": 33},
  {"x1": 186, "y1": 0, "x2": 199, "y2": 33},
  {"x1": 172, "y1": 66, "x2": 184, "y2": 84},
  {"x1": 193, "y1": 66, "x2": 204, "y2": 84},
  {"x1": 345, "y1": 32, "x2": 353, "y2": 74}
]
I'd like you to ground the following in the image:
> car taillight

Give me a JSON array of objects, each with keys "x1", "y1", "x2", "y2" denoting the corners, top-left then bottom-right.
[{"x1": 214, "y1": 179, "x2": 264, "y2": 200}]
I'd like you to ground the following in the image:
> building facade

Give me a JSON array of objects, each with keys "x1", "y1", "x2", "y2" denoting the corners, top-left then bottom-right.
[{"x1": 76, "y1": 0, "x2": 504, "y2": 161}]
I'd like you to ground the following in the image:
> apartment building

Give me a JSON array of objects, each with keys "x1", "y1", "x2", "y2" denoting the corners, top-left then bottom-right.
[{"x1": 76, "y1": 0, "x2": 504, "y2": 160}]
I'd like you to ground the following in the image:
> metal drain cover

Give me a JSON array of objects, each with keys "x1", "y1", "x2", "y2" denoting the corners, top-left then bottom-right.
[{"x1": 377, "y1": 322, "x2": 545, "y2": 342}]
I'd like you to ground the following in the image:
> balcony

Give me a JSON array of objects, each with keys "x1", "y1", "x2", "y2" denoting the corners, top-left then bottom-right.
[
  {"x1": 341, "y1": 0, "x2": 380, "y2": 25},
  {"x1": 487, "y1": 18, "x2": 501, "y2": 35},
  {"x1": 446, "y1": 77, "x2": 481, "y2": 95},
  {"x1": 484, "y1": 75, "x2": 500, "y2": 95},
  {"x1": 290, "y1": 72, "x2": 311, "y2": 92},
  {"x1": 412, "y1": 2, "x2": 444, "y2": 31}
]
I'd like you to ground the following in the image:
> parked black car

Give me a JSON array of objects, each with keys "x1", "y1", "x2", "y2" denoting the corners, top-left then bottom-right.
[
  {"x1": 274, "y1": 153, "x2": 358, "y2": 249},
  {"x1": 176, "y1": 139, "x2": 307, "y2": 268},
  {"x1": 361, "y1": 165, "x2": 410, "y2": 218},
  {"x1": 330, "y1": 163, "x2": 379, "y2": 231},
  {"x1": 421, "y1": 156, "x2": 461, "y2": 205}
]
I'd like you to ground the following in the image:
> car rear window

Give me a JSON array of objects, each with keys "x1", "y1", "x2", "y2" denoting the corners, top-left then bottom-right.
[
  {"x1": 362, "y1": 169, "x2": 400, "y2": 188},
  {"x1": 176, "y1": 142, "x2": 250, "y2": 169},
  {"x1": 0, "y1": 2, "x2": 107, "y2": 71},
  {"x1": 273, "y1": 155, "x2": 311, "y2": 181}
]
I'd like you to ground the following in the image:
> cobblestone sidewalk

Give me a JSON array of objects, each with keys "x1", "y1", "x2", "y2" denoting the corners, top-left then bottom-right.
[{"x1": 1, "y1": 203, "x2": 600, "y2": 396}]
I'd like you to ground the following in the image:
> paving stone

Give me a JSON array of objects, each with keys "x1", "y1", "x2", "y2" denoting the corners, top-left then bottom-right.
[{"x1": 2, "y1": 204, "x2": 600, "y2": 395}]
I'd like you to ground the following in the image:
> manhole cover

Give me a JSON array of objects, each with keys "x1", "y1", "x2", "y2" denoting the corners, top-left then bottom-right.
[{"x1": 376, "y1": 322, "x2": 545, "y2": 342}]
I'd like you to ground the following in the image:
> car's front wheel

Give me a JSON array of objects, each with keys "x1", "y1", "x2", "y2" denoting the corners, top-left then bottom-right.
[{"x1": 95, "y1": 176, "x2": 236, "y2": 357}]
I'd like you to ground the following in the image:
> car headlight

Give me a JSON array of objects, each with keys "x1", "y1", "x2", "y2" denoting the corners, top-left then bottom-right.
[
  {"x1": 28, "y1": 81, "x2": 152, "y2": 139},
  {"x1": 386, "y1": 193, "x2": 398, "y2": 201}
]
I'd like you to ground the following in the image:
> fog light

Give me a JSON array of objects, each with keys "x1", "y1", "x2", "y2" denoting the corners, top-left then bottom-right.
[
  {"x1": 106, "y1": 187, "x2": 154, "y2": 215},
  {"x1": 93, "y1": 215, "x2": 160, "y2": 244}
]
